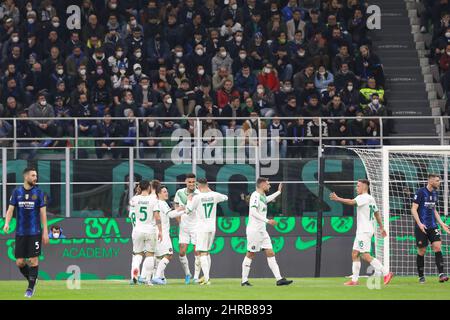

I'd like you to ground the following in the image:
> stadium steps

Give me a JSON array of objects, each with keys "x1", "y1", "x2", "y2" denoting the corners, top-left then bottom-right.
[{"x1": 369, "y1": 0, "x2": 439, "y2": 144}]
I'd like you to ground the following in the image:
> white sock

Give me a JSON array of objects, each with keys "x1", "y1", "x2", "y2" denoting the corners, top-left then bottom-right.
[
  {"x1": 267, "y1": 256, "x2": 282, "y2": 281},
  {"x1": 156, "y1": 257, "x2": 170, "y2": 279},
  {"x1": 352, "y1": 261, "x2": 361, "y2": 282},
  {"x1": 141, "y1": 256, "x2": 155, "y2": 281},
  {"x1": 155, "y1": 257, "x2": 161, "y2": 270},
  {"x1": 131, "y1": 254, "x2": 143, "y2": 279},
  {"x1": 241, "y1": 256, "x2": 252, "y2": 283},
  {"x1": 370, "y1": 258, "x2": 388, "y2": 276},
  {"x1": 200, "y1": 255, "x2": 210, "y2": 281},
  {"x1": 207, "y1": 254, "x2": 211, "y2": 270},
  {"x1": 194, "y1": 255, "x2": 201, "y2": 279},
  {"x1": 179, "y1": 255, "x2": 191, "y2": 276}
]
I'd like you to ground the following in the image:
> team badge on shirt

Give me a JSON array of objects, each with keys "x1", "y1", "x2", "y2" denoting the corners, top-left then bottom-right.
[{"x1": 32, "y1": 194, "x2": 38, "y2": 200}]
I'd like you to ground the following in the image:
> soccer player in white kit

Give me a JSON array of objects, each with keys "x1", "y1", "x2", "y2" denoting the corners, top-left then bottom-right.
[
  {"x1": 129, "y1": 180, "x2": 162, "y2": 286},
  {"x1": 173, "y1": 173, "x2": 200, "y2": 284},
  {"x1": 186, "y1": 178, "x2": 228, "y2": 285},
  {"x1": 129, "y1": 183, "x2": 142, "y2": 285},
  {"x1": 241, "y1": 177, "x2": 293, "y2": 286},
  {"x1": 330, "y1": 179, "x2": 394, "y2": 286},
  {"x1": 151, "y1": 185, "x2": 186, "y2": 285}
]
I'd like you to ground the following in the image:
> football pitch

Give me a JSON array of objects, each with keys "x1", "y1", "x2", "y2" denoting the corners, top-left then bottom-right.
[{"x1": 0, "y1": 277, "x2": 449, "y2": 300}]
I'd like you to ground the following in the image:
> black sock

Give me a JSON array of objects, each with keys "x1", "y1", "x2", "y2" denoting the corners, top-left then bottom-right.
[
  {"x1": 28, "y1": 266, "x2": 39, "y2": 290},
  {"x1": 19, "y1": 265, "x2": 29, "y2": 280},
  {"x1": 435, "y1": 251, "x2": 444, "y2": 274},
  {"x1": 417, "y1": 254, "x2": 425, "y2": 277}
]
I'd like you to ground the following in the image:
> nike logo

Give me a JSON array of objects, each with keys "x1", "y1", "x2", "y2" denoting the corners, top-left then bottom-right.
[
  {"x1": 48, "y1": 218, "x2": 65, "y2": 226},
  {"x1": 295, "y1": 236, "x2": 333, "y2": 251}
]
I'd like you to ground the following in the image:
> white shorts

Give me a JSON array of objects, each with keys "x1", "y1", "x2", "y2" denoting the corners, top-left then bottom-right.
[
  {"x1": 196, "y1": 231, "x2": 215, "y2": 252},
  {"x1": 132, "y1": 229, "x2": 157, "y2": 254},
  {"x1": 179, "y1": 226, "x2": 197, "y2": 245},
  {"x1": 352, "y1": 232, "x2": 373, "y2": 253},
  {"x1": 156, "y1": 233, "x2": 173, "y2": 257},
  {"x1": 246, "y1": 230, "x2": 273, "y2": 252}
]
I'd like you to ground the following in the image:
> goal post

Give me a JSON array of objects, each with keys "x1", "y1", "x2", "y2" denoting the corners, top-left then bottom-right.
[{"x1": 351, "y1": 146, "x2": 450, "y2": 276}]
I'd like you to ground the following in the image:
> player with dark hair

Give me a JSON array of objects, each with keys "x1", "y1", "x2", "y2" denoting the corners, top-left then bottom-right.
[
  {"x1": 411, "y1": 174, "x2": 450, "y2": 284},
  {"x1": 241, "y1": 177, "x2": 293, "y2": 286},
  {"x1": 330, "y1": 179, "x2": 393, "y2": 286},
  {"x1": 3, "y1": 167, "x2": 49, "y2": 298},
  {"x1": 173, "y1": 173, "x2": 200, "y2": 284}
]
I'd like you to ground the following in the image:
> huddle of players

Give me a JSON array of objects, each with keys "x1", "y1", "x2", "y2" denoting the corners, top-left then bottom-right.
[{"x1": 128, "y1": 174, "x2": 293, "y2": 286}]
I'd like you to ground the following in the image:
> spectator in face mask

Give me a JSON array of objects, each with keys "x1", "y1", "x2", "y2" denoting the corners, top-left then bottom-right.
[
  {"x1": 28, "y1": 92, "x2": 59, "y2": 144},
  {"x1": 139, "y1": 117, "x2": 162, "y2": 158},
  {"x1": 439, "y1": 44, "x2": 450, "y2": 73},
  {"x1": 339, "y1": 81, "x2": 360, "y2": 117},
  {"x1": 155, "y1": 93, "x2": 181, "y2": 134},
  {"x1": 49, "y1": 226, "x2": 66, "y2": 239},
  {"x1": 65, "y1": 45, "x2": 89, "y2": 77},
  {"x1": 212, "y1": 46, "x2": 233, "y2": 74},
  {"x1": 257, "y1": 62, "x2": 280, "y2": 92}
]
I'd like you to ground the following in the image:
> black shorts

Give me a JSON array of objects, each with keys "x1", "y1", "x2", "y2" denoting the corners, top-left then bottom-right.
[
  {"x1": 15, "y1": 234, "x2": 42, "y2": 259},
  {"x1": 415, "y1": 225, "x2": 441, "y2": 248}
]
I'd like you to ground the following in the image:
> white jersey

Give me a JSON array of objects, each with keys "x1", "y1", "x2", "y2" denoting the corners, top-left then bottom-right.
[
  {"x1": 247, "y1": 190, "x2": 281, "y2": 233},
  {"x1": 354, "y1": 193, "x2": 378, "y2": 234},
  {"x1": 132, "y1": 194, "x2": 159, "y2": 234},
  {"x1": 174, "y1": 187, "x2": 199, "y2": 230},
  {"x1": 128, "y1": 195, "x2": 139, "y2": 229},
  {"x1": 155, "y1": 200, "x2": 171, "y2": 236},
  {"x1": 186, "y1": 191, "x2": 228, "y2": 232}
]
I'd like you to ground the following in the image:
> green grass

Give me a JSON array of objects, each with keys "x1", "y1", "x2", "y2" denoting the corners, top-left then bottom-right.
[{"x1": 0, "y1": 277, "x2": 449, "y2": 300}]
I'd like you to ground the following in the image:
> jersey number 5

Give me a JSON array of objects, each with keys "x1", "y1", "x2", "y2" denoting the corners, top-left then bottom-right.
[{"x1": 139, "y1": 207, "x2": 147, "y2": 222}]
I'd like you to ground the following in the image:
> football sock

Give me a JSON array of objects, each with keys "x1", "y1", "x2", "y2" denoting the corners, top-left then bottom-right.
[
  {"x1": 200, "y1": 255, "x2": 210, "y2": 281},
  {"x1": 131, "y1": 254, "x2": 143, "y2": 279},
  {"x1": 352, "y1": 261, "x2": 361, "y2": 282},
  {"x1": 194, "y1": 255, "x2": 201, "y2": 279},
  {"x1": 156, "y1": 257, "x2": 170, "y2": 279},
  {"x1": 267, "y1": 256, "x2": 282, "y2": 281},
  {"x1": 435, "y1": 251, "x2": 444, "y2": 274},
  {"x1": 242, "y1": 256, "x2": 252, "y2": 283},
  {"x1": 19, "y1": 264, "x2": 29, "y2": 280},
  {"x1": 370, "y1": 258, "x2": 388, "y2": 276},
  {"x1": 417, "y1": 254, "x2": 425, "y2": 277},
  {"x1": 142, "y1": 256, "x2": 155, "y2": 281},
  {"x1": 179, "y1": 255, "x2": 191, "y2": 276},
  {"x1": 28, "y1": 266, "x2": 38, "y2": 290}
]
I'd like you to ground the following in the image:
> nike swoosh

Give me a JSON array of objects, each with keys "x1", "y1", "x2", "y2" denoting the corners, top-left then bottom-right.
[
  {"x1": 47, "y1": 218, "x2": 65, "y2": 226},
  {"x1": 295, "y1": 236, "x2": 333, "y2": 251}
]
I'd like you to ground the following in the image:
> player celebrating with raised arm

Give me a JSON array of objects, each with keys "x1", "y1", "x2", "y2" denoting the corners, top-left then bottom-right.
[
  {"x1": 130, "y1": 180, "x2": 162, "y2": 286},
  {"x1": 173, "y1": 173, "x2": 200, "y2": 284},
  {"x1": 411, "y1": 173, "x2": 450, "y2": 284},
  {"x1": 186, "y1": 178, "x2": 228, "y2": 285},
  {"x1": 151, "y1": 185, "x2": 186, "y2": 285},
  {"x1": 241, "y1": 178, "x2": 293, "y2": 287},
  {"x1": 3, "y1": 167, "x2": 49, "y2": 298},
  {"x1": 330, "y1": 179, "x2": 394, "y2": 286}
]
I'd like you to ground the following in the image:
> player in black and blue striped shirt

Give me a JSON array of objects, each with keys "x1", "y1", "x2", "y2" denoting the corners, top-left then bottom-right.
[
  {"x1": 3, "y1": 167, "x2": 49, "y2": 298},
  {"x1": 411, "y1": 174, "x2": 450, "y2": 284}
]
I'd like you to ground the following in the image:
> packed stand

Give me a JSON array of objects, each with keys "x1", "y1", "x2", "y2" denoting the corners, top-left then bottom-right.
[{"x1": 0, "y1": 0, "x2": 386, "y2": 159}]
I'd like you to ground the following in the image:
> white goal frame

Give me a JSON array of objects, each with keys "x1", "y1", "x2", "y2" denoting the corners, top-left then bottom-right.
[{"x1": 355, "y1": 146, "x2": 450, "y2": 274}]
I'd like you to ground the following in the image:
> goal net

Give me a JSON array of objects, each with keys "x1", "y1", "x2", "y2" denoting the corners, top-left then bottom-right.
[{"x1": 352, "y1": 146, "x2": 449, "y2": 276}]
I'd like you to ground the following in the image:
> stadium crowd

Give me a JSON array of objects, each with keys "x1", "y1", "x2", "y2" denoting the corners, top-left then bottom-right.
[
  {"x1": 423, "y1": 0, "x2": 450, "y2": 117},
  {"x1": 0, "y1": 0, "x2": 386, "y2": 159}
]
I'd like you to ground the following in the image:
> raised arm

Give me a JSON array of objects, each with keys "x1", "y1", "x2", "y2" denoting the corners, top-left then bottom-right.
[
  {"x1": 329, "y1": 192, "x2": 357, "y2": 206},
  {"x1": 267, "y1": 183, "x2": 283, "y2": 203}
]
